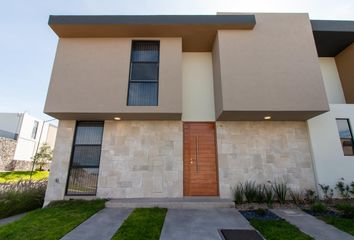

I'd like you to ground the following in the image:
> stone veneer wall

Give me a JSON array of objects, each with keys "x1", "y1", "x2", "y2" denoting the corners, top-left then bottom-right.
[
  {"x1": 44, "y1": 120, "x2": 75, "y2": 205},
  {"x1": 0, "y1": 137, "x2": 17, "y2": 171},
  {"x1": 97, "y1": 121, "x2": 183, "y2": 198},
  {"x1": 217, "y1": 121, "x2": 316, "y2": 199}
]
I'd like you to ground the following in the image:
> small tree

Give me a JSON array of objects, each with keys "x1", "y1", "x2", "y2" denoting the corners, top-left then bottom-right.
[{"x1": 32, "y1": 144, "x2": 53, "y2": 171}]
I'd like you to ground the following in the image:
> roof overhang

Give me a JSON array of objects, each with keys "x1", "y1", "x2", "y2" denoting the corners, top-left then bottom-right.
[
  {"x1": 311, "y1": 20, "x2": 354, "y2": 57},
  {"x1": 48, "y1": 15, "x2": 256, "y2": 52}
]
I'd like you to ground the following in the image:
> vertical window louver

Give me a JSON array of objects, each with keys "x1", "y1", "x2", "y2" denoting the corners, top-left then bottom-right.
[
  {"x1": 66, "y1": 122, "x2": 104, "y2": 195},
  {"x1": 127, "y1": 41, "x2": 160, "y2": 106}
]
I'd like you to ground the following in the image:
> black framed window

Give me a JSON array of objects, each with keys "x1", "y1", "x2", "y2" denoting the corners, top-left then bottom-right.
[
  {"x1": 66, "y1": 121, "x2": 104, "y2": 195},
  {"x1": 31, "y1": 121, "x2": 39, "y2": 139},
  {"x1": 127, "y1": 41, "x2": 160, "y2": 106},
  {"x1": 336, "y1": 118, "x2": 354, "y2": 156}
]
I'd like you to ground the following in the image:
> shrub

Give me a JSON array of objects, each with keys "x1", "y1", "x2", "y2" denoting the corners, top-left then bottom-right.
[
  {"x1": 350, "y1": 181, "x2": 354, "y2": 195},
  {"x1": 289, "y1": 189, "x2": 304, "y2": 206},
  {"x1": 304, "y1": 189, "x2": 317, "y2": 204},
  {"x1": 272, "y1": 181, "x2": 288, "y2": 204},
  {"x1": 311, "y1": 202, "x2": 327, "y2": 213},
  {"x1": 244, "y1": 181, "x2": 258, "y2": 203},
  {"x1": 255, "y1": 184, "x2": 265, "y2": 203},
  {"x1": 336, "y1": 203, "x2": 354, "y2": 219},
  {"x1": 263, "y1": 185, "x2": 275, "y2": 207},
  {"x1": 232, "y1": 183, "x2": 244, "y2": 204},
  {"x1": 318, "y1": 184, "x2": 333, "y2": 202},
  {"x1": 335, "y1": 178, "x2": 351, "y2": 199},
  {"x1": 0, "y1": 180, "x2": 47, "y2": 218}
]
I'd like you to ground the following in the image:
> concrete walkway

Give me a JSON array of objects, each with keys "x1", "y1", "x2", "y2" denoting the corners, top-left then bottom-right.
[
  {"x1": 160, "y1": 208, "x2": 254, "y2": 240},
  {"x1": 0, "y1": 213, "x2": 27, "y2": 226},
  {"x1": 61, "y1": 208, "x2": 132, "y2": 240},
  {"x1": 271, "y1": 209, "x2": 354, "y2": 240}
]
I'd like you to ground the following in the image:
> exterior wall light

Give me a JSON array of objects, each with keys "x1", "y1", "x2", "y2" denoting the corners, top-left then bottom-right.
[
  {"x1": 264, "y1": 116, "x2": 271, "y2": 120},
  {"x1": 114, "y1": 117, "x2": 121, "y2": 120}
]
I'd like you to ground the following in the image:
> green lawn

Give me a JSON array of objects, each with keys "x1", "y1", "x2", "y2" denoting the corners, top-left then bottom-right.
[
  {"x1": 0, "y1": 171, "x2": 49, "y2": 183},
  {"x1": 112, "y1": 208, "x2": 167, "y2": 240},
  {"x1": 250, "y1": 219, "x2": 313, "y2": 240},
  {"x1": 0, "y1": 200, "x2": 105, "y2": 240},
  {"x1": 319, "y1": 216, "x2": 354, "y2": 236}
]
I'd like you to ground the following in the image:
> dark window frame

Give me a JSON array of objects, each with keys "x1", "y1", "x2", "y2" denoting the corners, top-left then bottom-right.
[
  {"x1": 336, "y1": 118, "x2": 354, "y2": 156},
  {"x1": 127, "y1": 40, "x2": 160, "y2": 106},
  {"x1": 65, "y1": 121, "x2": 104, "y2": 196},
  {"x1": 31, "y1": 121, "x2": 39, "y2": 139}
]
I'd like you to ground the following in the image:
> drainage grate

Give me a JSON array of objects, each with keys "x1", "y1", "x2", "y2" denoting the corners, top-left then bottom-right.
[{"x1": 219, "y1": 229, "x2": 264, "y2": 240}]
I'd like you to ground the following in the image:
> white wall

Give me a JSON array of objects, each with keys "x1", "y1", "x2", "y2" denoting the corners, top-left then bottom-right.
[
  {"x1": 307, "y1": 104, "x2": 354, "y2": 194},
  {"x1": 13, "y1": 113, "x2": 57, "y2": 161},
  {"x1": 182, "y1": 53, "x2": 215, "y2": 121},
  {"x1": 318, "y1": 58, "x2": 346, "y2": 104}
]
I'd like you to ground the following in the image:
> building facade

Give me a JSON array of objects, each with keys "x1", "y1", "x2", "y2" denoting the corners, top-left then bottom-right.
[
  {"x1": 44, "y1": 13, "x2": 354, "y2": 204},
  {"x1": 0, "y1": 112, "x2": 57, "y2": 171}
]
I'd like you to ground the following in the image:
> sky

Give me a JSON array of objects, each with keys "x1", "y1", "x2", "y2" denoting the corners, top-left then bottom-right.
[{"x1": 0, "y1": 0, "x2": 354, "y2": 121}]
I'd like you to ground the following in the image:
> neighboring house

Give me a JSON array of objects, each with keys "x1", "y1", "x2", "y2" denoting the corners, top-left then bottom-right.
[
  {"x1": 0, "y1": 112, "x2": 57, "y2": 171},
  {"x1": 44, "y1": 13, "x2": 354, "y2": 205}
]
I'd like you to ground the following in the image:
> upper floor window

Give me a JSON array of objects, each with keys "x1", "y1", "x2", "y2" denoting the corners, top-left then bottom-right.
[
  {"x1": 31, "y1": 121, "x2": 39, "y2": 139},
  {"x1": 127, "y1": 41, "x2": 160, "y2": 106},
  {"x1": 336, "y1": 118, "x2": 354, "y2": 156}
]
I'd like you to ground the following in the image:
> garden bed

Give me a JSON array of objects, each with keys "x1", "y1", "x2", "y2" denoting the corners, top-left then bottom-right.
[
  {"x1": 240, "y1": 209, "x2": 282, "y2": 221},
  {"x1": 240, "y1": 209, "x2": 313, "y2": 240},
  {"x1": 0, "y1": 180, "x2": 47, "y2": 219}
]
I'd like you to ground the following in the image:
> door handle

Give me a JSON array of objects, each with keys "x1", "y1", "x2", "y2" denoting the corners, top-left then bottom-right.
[{"x1": 195, "y1": 136, "x2": 199, "y2": 172}]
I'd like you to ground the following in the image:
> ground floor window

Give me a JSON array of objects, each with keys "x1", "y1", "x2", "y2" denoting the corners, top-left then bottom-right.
[
  {"x1": 336, "y1": 118, "x2": 354, "y2": 156},
  {"x1": 66, "y1": 121, "x2": 104, "y2": 195}
]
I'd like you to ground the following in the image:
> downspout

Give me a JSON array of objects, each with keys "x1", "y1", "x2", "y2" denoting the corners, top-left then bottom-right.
[{"x1": 306, "y1": 121, "x2": 321, "y2": 199}]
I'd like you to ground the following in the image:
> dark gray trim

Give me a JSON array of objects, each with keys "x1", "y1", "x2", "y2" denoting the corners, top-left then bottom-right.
[
  {"x1": 49, "y1": 15, "x2": 256, "y2": 26},
  {"x1": 311, "y1": 20, "x2": 354, "y2": 32},
  {"x1": 311, "y1": 20, "x2": 354, "y2": 57}
]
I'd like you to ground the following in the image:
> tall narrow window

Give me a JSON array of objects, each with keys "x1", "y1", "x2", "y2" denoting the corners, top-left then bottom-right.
[
  {"x1": 66, "y1": 122, "x2": 104, "y2": 195},
  {"x1": 31, "y1": 121, "x2": 39, "y2": 139},
  {"x1": 127, "y1": 41, "x2": 160, "y2": 106},
  {"x1": 336, "y1": 118, "x2": 354, "y2": 156}
]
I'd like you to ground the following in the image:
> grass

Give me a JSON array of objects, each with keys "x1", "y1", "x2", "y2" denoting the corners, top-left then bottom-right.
[
  {"x1": 250, "y1": 219, "x2": 313, "y2": 240},
  {"x1": 319, "y1": 216, "x2": 354, "y2": 236},
  {"x1": 0, "y1": 200, "x2": 105, "y2": 240},
  {"x1": 0, "y1": 171, "x2": 49, "y2": 183},
  {"x1": 112, "y1": 208, "x2": 167, "y2": 240}
]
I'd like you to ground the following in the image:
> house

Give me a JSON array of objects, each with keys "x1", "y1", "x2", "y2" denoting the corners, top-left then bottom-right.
[
  {"x1": 43, "y1": 13, "x2": 354, "y2": 205},
  {"x1": 0, "y1": 112, "x2": 57, "y2": 171}
]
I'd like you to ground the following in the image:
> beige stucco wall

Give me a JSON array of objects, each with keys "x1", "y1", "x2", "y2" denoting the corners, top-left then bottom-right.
[
  {"x1": 96, "y1": 121, "x2": 183, "y2": 198},
  {"x1": 335, "y1": 43, "x2": 354, "y2": 104},
  {"x1": 217, "y1": 121, "x2": 316, "y2": 199},
  {"x1": 182, "y1": 53, "x2": 216, "y2": 121},
  {"x1": 318, "y1": 58, "x2": 346, "y2": 104},
  {"x1": 45, "y1": 38, "x2": 182, "y2": 120},
  {"x1": 213, "y1": 13, "x2": 329, "y2": 120},
  {"x1": 44, "y1": 120, "x2": 75, "y2": 205}
]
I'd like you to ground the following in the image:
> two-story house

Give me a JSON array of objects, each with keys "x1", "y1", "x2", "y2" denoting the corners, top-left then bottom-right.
[{"x1": 43, "y1": 13, "x2": 354, "y2": 205}]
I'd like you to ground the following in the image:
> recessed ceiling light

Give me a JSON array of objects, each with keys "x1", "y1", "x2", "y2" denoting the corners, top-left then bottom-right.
[
  {"x1": 114, "y1": 117, "x2": 121, "y2": 121},
  {"x1": 264, "y1": 116, "x2": 271, "y2": 120}
]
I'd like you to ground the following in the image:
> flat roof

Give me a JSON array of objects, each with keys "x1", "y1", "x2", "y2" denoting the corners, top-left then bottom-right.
[
  {"x1": 48, "y1": 15, "x2": 256, "y2": 52},
  {"x1": 311, "y1": 20, "x2": 354, "y2": 57}
]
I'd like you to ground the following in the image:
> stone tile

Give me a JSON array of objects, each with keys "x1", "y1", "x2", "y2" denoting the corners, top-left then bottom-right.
[{"x1": 217, "y1": 121, "x2": 316, "y2": 199}]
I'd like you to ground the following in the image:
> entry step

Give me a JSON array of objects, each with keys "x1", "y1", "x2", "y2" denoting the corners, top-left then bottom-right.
[{"x1": 106, "y1": 197, "x2": 234, "y2": 209}]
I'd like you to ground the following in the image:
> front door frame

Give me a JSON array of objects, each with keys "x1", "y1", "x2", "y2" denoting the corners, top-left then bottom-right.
[{"x1": 183, "y1": 121, "x2": 220, "y2": 196}]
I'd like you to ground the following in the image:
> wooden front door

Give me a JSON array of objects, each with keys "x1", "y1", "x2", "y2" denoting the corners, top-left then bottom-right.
[{"x1": 183, "y1": 122, "x2": 218, "y2": 196}]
